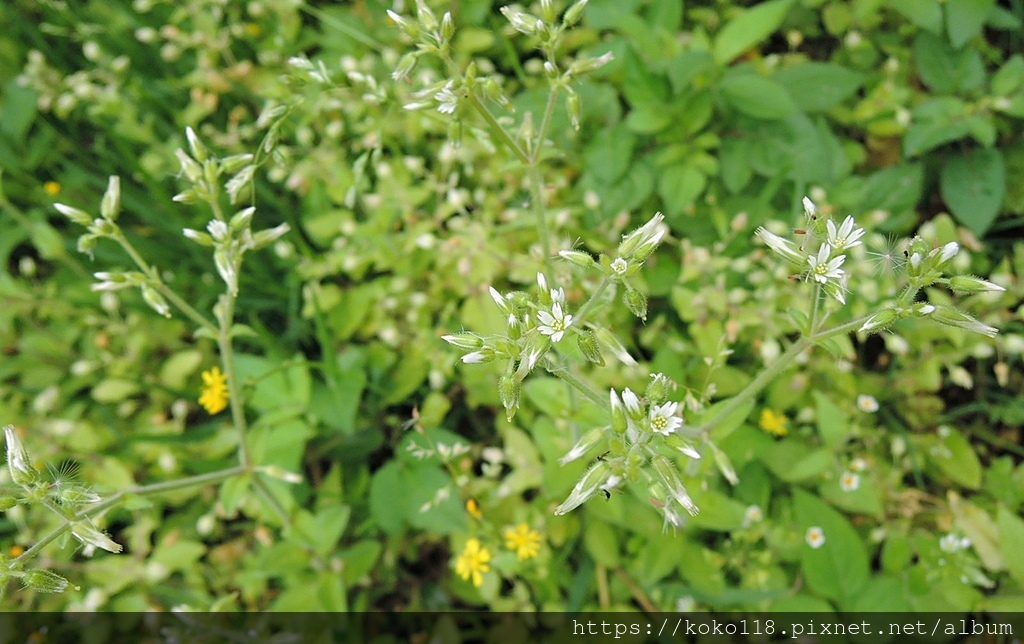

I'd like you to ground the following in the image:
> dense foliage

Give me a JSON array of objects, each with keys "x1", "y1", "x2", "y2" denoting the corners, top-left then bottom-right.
[{"x1": 0, "y1": 0, "x2": 1022, "y2": 616}]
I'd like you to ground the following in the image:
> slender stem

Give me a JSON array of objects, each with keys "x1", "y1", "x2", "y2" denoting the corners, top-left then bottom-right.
[
  {"x1": 251, "y1": 475, "x2": 291, "y2": 526},
  {"x1": 10, "y1": 466, "x2": 246, "y2": 567},
  {"x1": 572, "y1": 276, "x2": 612, "y2": 326},
  {"x1": 548, "y1": 364, "x2": 605, "y2": 408},
  {"x1": 528, "y1": 163, "x2": 552, "y2": 260},
  {"x1": 217, "y1": 293, "x2": 252, "y2": 470},
  {"x1": 464, "y1": 92, "x2": 530, "y2": 165},
  {"x1": 807, "y1": 282, "x2": 822, "y2": 335},
  {"x1": 698, "y1": 314, "x2": 874, "y2": 433},
  {"x1": 533, "y1": 85, "x2": 559, "y2": 165},
  {"x1": 115, "y1": 233, "x2": 218, "y2": 333}
]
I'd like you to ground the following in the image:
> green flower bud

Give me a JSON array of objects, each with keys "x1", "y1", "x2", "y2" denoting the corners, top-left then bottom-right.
[
  {"x1": 440, "y1": 11, "x2": 454, "y2": 41},
  {"x1": 220, "y1": 153, "x2": 254, "y2": 175},
  {"x1": 172, "y1": 188, "x2": 202, "y2": 204},
  {"x1": 185, "y1": 126, "x2": 209, "y2": 163},
  {"x1": 23, "y1": 569, "x2": 70, "y2": 593},
  {"x1": 947, "y1": 275, "x2": 1005, "y2": 294},
  {"x1": 441, "y1": 332, "x2": 483, "y2": 350},
  {"x1": 609, "y1": 390, "x2": 628, "y2": 436},
  {"x1": 0, "y1": 496, "x2": 18, "y2": 511},
  {"x1": 563, "y1": 0, "x2": 589, "y2": 27},
  {"x1": 624, "y1": 285, "x2": 648, "y2": 321},
  {"x1": 554, "y1": 460, "x2": 611, "y2": 515},
  {"x1": 99, "y1": 176, "x2": 121, "y2": 221},
  {"x1": 54, "y1": 203, "x2": 93, "y2": 226},
  {"x1": 559, "y1": 249, "x2": 595, "y2": 269},
  {"x1": 416, "y1": 1, "x2": 438, "y2": 32},
  {"x1": 498, "y1": 374, "x2": 521, "y2": 421},
  {"x1": 929, "y1": 305, "x2": 998, "y2": 338},
  {"x1": 566, "y1": 91, "x2": 582, "y2": 130},
  {"x1": 558, "y1": 427, "x2": 604, "y2": 465},
  {"x1": 577, "y1": 328, "x2": 604, "y2": 365},
  {"x1": 710, "y1": 443, "x2": 738, "y2": 485},
  {"x1": 858, "y1": 308, "x2": 899, "y2": 334},
  {"x1": 76, "y1": 233, "x2": 100, "y2": 259},
  {"x1": 141, "y1": 283, "x2": 171, "y2": 318},
  {"x1": 5, "y1": 425, "x2": 40, "y2": 487},
  {"x1": 175, "y1": 149, "x2": 203, "y2": 184}
]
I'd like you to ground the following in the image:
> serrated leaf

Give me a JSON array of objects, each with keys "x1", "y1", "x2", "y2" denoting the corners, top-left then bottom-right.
[
  {"x1": 940, "y1": 148, "x2": 1005, "y2": 236},
  {"x1": 713, "y1": 0, "x2": 795, "y2": 65}
]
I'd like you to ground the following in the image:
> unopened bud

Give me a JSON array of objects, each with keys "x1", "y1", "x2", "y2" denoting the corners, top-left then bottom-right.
[
  {"x1": 563, "y1": 0, "x2": 589, "y2": 26},
  {"x1": 559, "y1": 249, "x2": 595, "y2": 268},
  {"x1": 54, "y1": 203, "x2": 93, "y2": 226},
  {"x1": 566, "y1": 91, "x2": 582, "y2": 130},
  {"x1": 947, "y1": 275, "x2": 1005, "y2": 294},
  {"x1": 554, "y1": 461, "x2": 611, "y2": 515},
  {"x1": 442, "y1": 332, "x2": 483, "y2": 350},
  {"x1": 185, "y1": 126, "x2": 208, "y2": 163},
  {"x1": 0, "y1": 496, "x2": 18, "y2": 511},
  {"x1": 577, "y1": 328, "x2": 604, "y2": 365},
  {"x1": 499, "y1": 374, "x2": 521, "y2": 421},
  {"x1": 5, "y1": 425, "x2": 39, "y2": 487},
  {"x1": 569, "y1": 52, "x2": 614, "y2": 76},
  {"x1": 624, "y1": 285, "x2": 648, "y2": 321},
  {"x1": 645, "y1": 373, "x2": 671, "y2": 406},
  {"x1": 23, "y1": 569, "x2": 70, "y2": 593},
  {"x1": 930, "y1": 305, "x2": 998, "y2": 338},
  {"x1": 141, "y1": 284, "x2": 171, "y2": 318},
  {"x1": 440, "y1": 11, "x2": 454, "y2": 41},
  {"x1": 392, "y1": 52, "x2": 418, "y2": 82},
  {"x1": 99, "y1": 176, "x2": 121, "y2": 221},
  {"x1": 558, "y1": 427, "x2": 604, "y2": 465},
  {"x1": 175, "y1": 149, "x2": 203, "y2": 183},
  {"x1": 859, "y1": 308, "x2": 899, "y2": 334}
]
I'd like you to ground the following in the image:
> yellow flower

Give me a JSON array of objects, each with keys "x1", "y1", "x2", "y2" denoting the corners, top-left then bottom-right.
[
  {"x1": 759, "y1": 409, "x2": 788, "y2": 436},
  {"x1": 43, "y1": 181, "x2": 61, "y2": 196},
  {"x1": 503, "y1": 523, "x2": 542, "y2": 560},
  {"x1": 199, "y1": 366, "x2": 229, "y2": 414},
  {"x1": 454, "y1": 538, "x2": 490, "y2": 587},
  {"x1": 466, "y1": 498, "x2": 483, "y2": 520}
]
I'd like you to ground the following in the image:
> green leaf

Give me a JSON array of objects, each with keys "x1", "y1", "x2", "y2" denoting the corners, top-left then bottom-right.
[
  {"x1": 949, "y1": 493, "x2": 1003, "y2": 571},
  {"x1": 774, "y1": 63, "x2": 864, "y2": 112},
  {"x1": 924, "y1": 428, "x2": 983, "y2": 489},
  {"x1": 718, "y1": 74, "x2": 798, "y2": 120},
  {"x1": 688, "y1": 488, "x2": 747, "y2": 531},
  {"x1": 294, "y1": 505, "x2": 350, "y2": 557},
  {"x1": 719, "y1": 136, "x2": 752, "y2": 193},
  {"x1": 340, "y1": 540, "x2": 382, "y2": 586},
  {"x1": 92, "y1": 378, "x2": 140, "y2": 403},
  {"x1": 0, "y1": 81, "x2": 38, "y2": 143},
  {"x1": 913, "y1": 32, "x2": 985, "y2": 94},
  {"x1": 158, "y1": 349, "x2": 203, "y2": 389},
  {"x1": 584, "y1": 126, "x2": 636, "y2": 184},
  {"x1": 997, "y1": 505, "x2": 1024, "y2": 584},
  {"x1": 219, "y1": 474, "x2": 252, "y2": 515},
  {"x1": 892, "y1": 0, "x2": 943, "y2": 33},
  {"x1": 813, "y1": 392, "x2": 847, "y2": 449},
  {"x1": 946, "y1": 0, "x2": 997, "y2": 48},
  {"x1": 881, "y1": 534, "x2": 913, "y2": 574},
  {"x1": 792, "y1": 489, "x2": 869, "y2": 604},
  {"x1": 848, "y1": 577, "x2": 912, "y2": 612},
  {"x1": 704, "y1": 397, "x2": 755, "y2": 442},
  {"x1": 713, "y1": 0, "x2": 795, "y2": 65},
  {"x1": 657, "y1": 163, "x2": 706, "y2": 216},
  {"x1": 940, "y1": 148, "x2": 1005, "y2": 236},
  {"x1": 991, "y1": 55, "x2": 1024, "y2": 96}
]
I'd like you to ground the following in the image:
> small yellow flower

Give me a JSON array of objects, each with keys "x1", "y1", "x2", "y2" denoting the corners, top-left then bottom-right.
[
  {"x1": 43, "y1": 181, "x2": 61, "y2": 196},
  {"x1": 9, "y1": 544, "x2": 25, "y2": 557},
  {"x1": 503, "y1": 523, "x2": 542, "y2": 560},
  {"x1": 199, "y1": 366, "x2": 229, "y2": 414},
  {"x1": 466, "y1": 498, "x2": 483, "y2": 520},
  {"x1": 454, "y1": 538, "x2": 490, "y2": 587},
  {"x1": 244, "y1": 23, "x2": 261, "y2": 37},
  {"x1": 759, "y1": 408, "x2": 788, "y2": 436}
]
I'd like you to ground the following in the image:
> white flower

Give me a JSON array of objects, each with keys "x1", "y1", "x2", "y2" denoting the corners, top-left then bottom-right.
[
  {"x1": 826, "y1": 215, "x2": 865, "y2": 251},
  {"x1": 621, "y1": 388, "x2": 642, "y2": 417},
  {"x1": 743, "y1": 505, "x2": 763, "y2": 526},
  {"x1": 807, "y1": 244, "x2": 845, "y2": 284},
  {"x1": 937, "y1": 241, "x2": 959, "y2": 265},
  {"x1": 856, "y1": 394, "x2": 879, "y2": 413},
  {"x1": 648, "y1": 401, "x2": 682, "y2": 436},
  {"x1": 840, "y1": 471, "x2": 860, "y2": 492},
  {"x1": 434, "y1": 81, "x2": 459, "y2": 114},
  {"x1": 802, "y1": 196, "x2": 817, "y2": 217},
  {"x1": 461, "y1": 351, "x2": 487, "y2": 364},
  {"x1": 537, "y1": 302, "x2": 572, "y2": 343},
  {"x1": 536, "y1": 272, "x2": 548, "y2": 293},
  {"x1": 207, "y1": 219, "x2": 228, "y2": 241},
  {"x1": 850, "y1": 457, "x2": 867, "y2": 472},
  {"x1": 806, "y1": 526, "x2": 826, "y2": 549},
  {"x1": 610, "y1": 257, "x2": 628, "y2": 275}
]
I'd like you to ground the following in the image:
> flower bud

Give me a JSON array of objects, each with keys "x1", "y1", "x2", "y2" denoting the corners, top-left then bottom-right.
[
  {"x1": 499, "y1": 374, "x2": 521, "y2": 421},
  {"x1": 71, "y1": 520, "x2": 123, "y2": 553},
  {"x1": 185, "y1": 126, "x2": 208, "y2": 163},
  {"x1": 609, "y1": 389, "x2": 628, "y2": 436},
  {"x1": 460, "y1": 349, "x2": 495, "y2": 364},
  {"x1": 645, "y1": 373, "x2": 671, "y2": 406},
  {"x1": 5, "y1": 425, "x2": 39, "y2": 487},
  {"x1": 563, "y1": 0, "x2": 589, "y2": 26},
  {"x1": 23, "y1": 569, "x2": 70, "y2": 593},
  {"x1": 220, "y1": 153, "x2": 254, "y2": 175},
  {"x1": 929, "y1": 305, "x2": 998, "y2": 338},
  {"x1": 624, "y1": 284, "x2": 648, "y2": 321},
  {"x1": 710, "y1": 443, "x2": 738, "y2": 485},
  {"x1": 947, "y1": 275, "x2": 1005, "y2": 294},
  {"x1": 576, "y1": 328, "x2": 604, "y2": 365},
  {"x1": 440, "y1": 11, "x2": 454, "y2": 41},
  {"x1": 566, "y1": 91, "x2": 582, "y2": 130},
  {"x1": 0, "y1": 496, "x2": 18, "y2": 511},
  {"x1": 558, "y1": 427, "x2": 604, "y2": 465},
  {"x1": 651, "y1": 455, "x2": 699, "y2": 516},
  {"x1": 54, "y1": 203, "x2": 93, "y2": 226},
  {"x1": 182, "y1": 228, "x2": 214, "y2": 246},
  {"x1": 415, "y1": 1, "x2": 438, "y2": 32},
  {"x1": 214, "y1": 247, "x2": 239, "y2": 296},
  {"x1": 141, "y1": 284, "x2": 172, "y2": 318},
  {"x1": 554, "y1": 461, "x2": 611, "y2": 515},
  {"x1": 858, "y1": 308, "x2": 899, "y2": 334},
  {"x1": 175, "y1": 149, "x2": 203, "y2": 183},
  {"x1": 172, "y1": 189, "x2": 202, "y2": 204},
  {"x1": 558, "y1": 249, "x2": 594, "y2": 270},
  {"x1": 569, "y1": 52, "x2": 614, "y2": 76},
  {"x1": 442, "y1": 332, "x2": 483, "y2": 350},
  {"x1": 488, "y1": 286, "x2": 511, "y2": 315},
  {"x1": 251, "y1": 223, "x2": 291, "y2": 250}
]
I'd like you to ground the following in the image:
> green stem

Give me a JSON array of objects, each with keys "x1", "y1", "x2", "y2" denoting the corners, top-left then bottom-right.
[
  {"x1": 464, "y1": 92, "x2": 530, "y2": 165},
  {"x1": 572, "y1": 276, "x2": 612, "y2": 325},
  {"x1": 10, "y1": 466, "x2": 246, "y2": 567},
  {"x1": 548, "y1": 365, "x2": 606, "y2": 408},
  {"x1": 528, "y1": 163, "x2": 552, "y2": 260},
  {"x1": 808, "y1": 282, "x2": 823, "y2": 335},
  {"x1": 216, "y1": 293, "x2": 252, "y2": 470},
  {"x1": 698, "y1": 314, "x2": 873, "y2": 434}
]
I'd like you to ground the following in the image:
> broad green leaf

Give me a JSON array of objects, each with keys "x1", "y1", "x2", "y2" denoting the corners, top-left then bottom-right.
[
  {"x1": 92, "y1": 378, "x2": 140, "y2": 403},
  {"x1": 704, "y1": 397, "x2": 756, "y2": 442},
  {"x1": 991, "y1": 55, "x2": 1024, "y2": 96},
  {"x1": 713, "y1": 0, "x2": 795, "y2": 65},
  {"x1": 792, "y1": 489, "x2": 869, "y2": 604},
  {"x1": 657, "y1": 163, "x2": 706, "y2": 216},
  {"x1": 159, "y1": 349, "x2": 204, "y2": 389},
  {"x1": 293, "y1": 505, "x2": 350, "y2": 557},
  {"x1": 774, "y1": 63, "x2": 864, "y2": 112},
  {"x1": 946, "y1": 0, "x2": 997, "y2": 48},
  {"x1": 848, "y1": 577, "x2": 912, "y2": 612},
  {"x1": 0, "y1": 81, "x2": 38, "y2": 143},
  {"x1": 719, "y1": 136, "x2": 753, "y2": 193},
  {"x1": 997, "y1": 505, "x2": 1024, "y2": 584},
  {"x1": 340, "y1": 540, "x2": 383, "y2": 586},
  {"x1": 881, "y1": 534, "x2": 913, "y2": 574},
  {"x1": 940, "y1": 148, "x2": 1005, "y2": 236},
  {"x1": 584, "y1": 126, "x2": 636, "y2": 184},
  {"x1": 665, "y1": 51, "x2": 715, "y2": 95},
  {"x1": 913, "y1": 32, "x2": 985, "y2": 94},
  {"x1": 892, "y1": 0, "x2": 943, "y2": 33},
  {"x1": 625, "y1": 104, "x2": 672, "y2": 134},
  {"x1": 769, "y1": 595, "x2": 835, "y2": 612},
  {"x1": 718, "y1": 74, "x2": 798, "y2": 120},
  {"x1": 688, "y1": 488, "x2": 747, "y2": 531}
]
